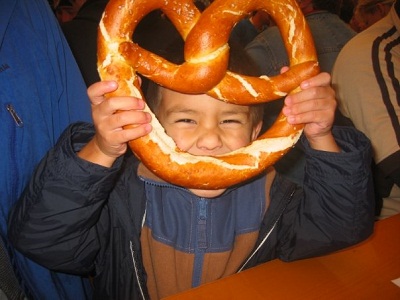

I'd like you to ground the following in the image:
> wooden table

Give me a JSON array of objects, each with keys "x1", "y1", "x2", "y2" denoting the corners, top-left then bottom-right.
[{"x1": 164, "y1": 214, "x2": 400, "y2": 299}]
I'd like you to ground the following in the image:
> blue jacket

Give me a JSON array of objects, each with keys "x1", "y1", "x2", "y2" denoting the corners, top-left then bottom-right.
[
  {"x1": 0, "y1": 0, "x2": 92, "y2": 298},
  {"x1": 9, "y1": 123, "x2": 375, "y2": 299}
]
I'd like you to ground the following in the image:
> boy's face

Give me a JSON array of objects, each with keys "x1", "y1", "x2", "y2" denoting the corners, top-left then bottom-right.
[
  {"x1": 155, "y1": 88, "x2": 262, "y2": 197},
  {"x1": 156, "y1": 88, "x2": 262, "y2": 156}
]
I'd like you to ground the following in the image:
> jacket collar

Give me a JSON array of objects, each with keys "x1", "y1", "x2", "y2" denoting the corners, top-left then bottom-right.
[{"x1": 137, "y1": 162, "x2": 240, "y2": 198}]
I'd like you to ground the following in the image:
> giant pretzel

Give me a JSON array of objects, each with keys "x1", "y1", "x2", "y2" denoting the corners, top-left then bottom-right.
[{"x1": 97, "y1": 0, "x2": 320, "y2": 189}]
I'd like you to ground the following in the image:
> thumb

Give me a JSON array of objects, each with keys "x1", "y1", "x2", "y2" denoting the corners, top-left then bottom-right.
[{"x1": 87, "y1": 81, "x2": 118, "y2": 106}]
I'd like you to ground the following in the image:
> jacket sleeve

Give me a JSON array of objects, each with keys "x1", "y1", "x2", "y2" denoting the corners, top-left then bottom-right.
[
  {"x1": 8, "y1": 122, "x2": 123, "y2": 275},
  {"x1": 277, "y1": 126, "x2": 375, "y2": 261}
]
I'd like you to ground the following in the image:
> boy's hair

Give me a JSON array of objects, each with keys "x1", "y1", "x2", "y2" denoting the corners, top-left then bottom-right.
[{"x1": 144, "y1": 39, "x2": 264, "y2": 126}]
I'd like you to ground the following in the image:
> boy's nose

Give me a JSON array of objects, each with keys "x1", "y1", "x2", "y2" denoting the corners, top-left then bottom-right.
[{"x1": 196, "y1": 129, "x2": 223, "y2": 152}]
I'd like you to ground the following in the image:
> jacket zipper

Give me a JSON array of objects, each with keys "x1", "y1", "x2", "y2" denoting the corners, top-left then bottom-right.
[
  {"x1": 237, "y1": 187, "x2": 296, "y2": 272},
  {"x1": 192, "y1": 198, "x2": 208, "y2": 287},
  {"x1": 6, "y1": 104, "x2": 24, "y2": 127},
  {"x1": 5, "y1": 103, "x2": 22, "y2": 206},
  {"x1": 130, "y1": 241, "x2": 147, "y2": 300}
]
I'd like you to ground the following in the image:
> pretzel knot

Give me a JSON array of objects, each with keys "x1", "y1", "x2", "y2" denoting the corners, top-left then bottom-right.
[{"x1": 97, "y1": 0, "x2": 320, "y2": 189}]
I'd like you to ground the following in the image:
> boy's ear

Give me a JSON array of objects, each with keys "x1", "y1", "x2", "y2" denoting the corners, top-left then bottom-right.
[{"x1": 252, "y1": 121, "x2": 263, "y2": 140}]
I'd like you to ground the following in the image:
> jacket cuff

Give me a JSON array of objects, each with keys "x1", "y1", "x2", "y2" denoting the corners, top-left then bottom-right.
[
  {"x1": 301, "y1": 126, "x2": 372, "y2": 179},
  {"x1": 49, "y1": 122, "x2": 123, "y2": 191}
]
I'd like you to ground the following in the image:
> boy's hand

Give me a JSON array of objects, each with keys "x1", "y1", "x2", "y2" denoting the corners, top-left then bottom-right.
[
  {"x1": 79, "y1": 81, "x2": 152, "y2": 167},
  {"x1": 282, "y1": 72, "x2": 340, "y2": 153}
]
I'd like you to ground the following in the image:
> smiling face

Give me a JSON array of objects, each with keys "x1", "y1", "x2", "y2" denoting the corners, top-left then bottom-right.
[
  {"x1": 150, "y1": 87, "x2": 263, "y2": 197},
  {"x1": 156, "y1": 88, "x2": 262, "y2": 156}
]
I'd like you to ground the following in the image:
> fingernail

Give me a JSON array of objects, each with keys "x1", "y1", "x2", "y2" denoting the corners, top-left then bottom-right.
[
  {"x1": 287, "y1": 116, "x2": 295, "y2": 123},
  {"x1": 137, "y1": 99, "x2": 145, "y2": 108},
  {"x1": 109, "y1": 81, "x2": 118, "y2": 88},
  {"x1": 301, "y1": 81, "x2": 310, "y2": 88},
  {"x1": 282, "y1": 107, "x2": 291, "y2": 115}
]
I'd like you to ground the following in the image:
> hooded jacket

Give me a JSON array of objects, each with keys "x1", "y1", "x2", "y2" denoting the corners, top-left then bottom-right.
[{"x1": 9, "y1": 122, "x2": 375, "y2": 299}]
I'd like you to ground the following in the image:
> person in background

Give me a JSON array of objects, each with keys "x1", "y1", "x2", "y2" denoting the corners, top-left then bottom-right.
[
  {"x1": 351, "y1": 0, "x2": 395, "y2": 32},
  {"x1": 332, "y1": 0, "x2": 399, "y2": 219},
  {"x1": 245, "y1": 0, "x2": 356, "y2": 185},
  {"x1": 0, "y1": 0, "x2": 92, "y2": 298}
]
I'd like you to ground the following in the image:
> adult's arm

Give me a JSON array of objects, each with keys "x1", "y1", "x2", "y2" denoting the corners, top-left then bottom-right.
[{"x1": 332, "y1": 22, "x2": 400, "y2": 190}]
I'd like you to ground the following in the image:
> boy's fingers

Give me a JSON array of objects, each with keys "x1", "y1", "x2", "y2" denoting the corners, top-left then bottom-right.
[
  {"x1": 300, "y1": 72, "x2": 331, "y2": 89},
  {"x1": 286, "y1": 86, "x2": 336, "y2": 106},
  {"x1": 109, "y1": 110, "x2": 151, "y2": 129},
  {"x1": 285, "y1": 93, "x2": 335, "y2": 114},
  {"x1": 286, "y1": 108, "x2": 334, "y2": 125},
  {"x1": 87, "y1": 81, "x2": 118, "y2": 105},
  {"x1": 93, "y1": 97, "x2": 146, "y2": 124},
  {"x1": 118, "y1": 124, "x2": 152, "y2": 142}
]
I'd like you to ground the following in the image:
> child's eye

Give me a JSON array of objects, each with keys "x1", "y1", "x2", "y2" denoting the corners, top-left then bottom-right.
[
  {"x1": 176, "y1": 119, "x2": 196, "y2": 124},
  {"x1": 221, "y1": 119, "x2": 242, "y2": 124}
]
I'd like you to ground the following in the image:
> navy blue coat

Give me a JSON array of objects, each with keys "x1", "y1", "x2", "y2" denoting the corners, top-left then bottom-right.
[
  {"x1": 9, "y1": 123, "x2": 375, "y2": 299},
  {"x1": 1, "y1": 0, "x2": 92, "y2": 298}
]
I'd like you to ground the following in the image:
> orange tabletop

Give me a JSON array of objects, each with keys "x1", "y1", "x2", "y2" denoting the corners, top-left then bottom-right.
[{"x1": 164, "y1": 213, "x2": 400, "y2": 299}]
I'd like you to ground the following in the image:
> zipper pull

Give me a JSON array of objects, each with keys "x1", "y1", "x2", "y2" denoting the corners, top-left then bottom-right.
[
  {"x1": 6, "y1": 104, "x2": 24, "y2": 127},
  {"x1": 197, "y1": 199, "x2": 208, "y2": 250}
]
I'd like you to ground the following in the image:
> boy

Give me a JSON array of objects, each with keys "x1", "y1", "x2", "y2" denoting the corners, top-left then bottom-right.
[{"x1": 8, "y1": 51, "x2": 375, "y2": 299}]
